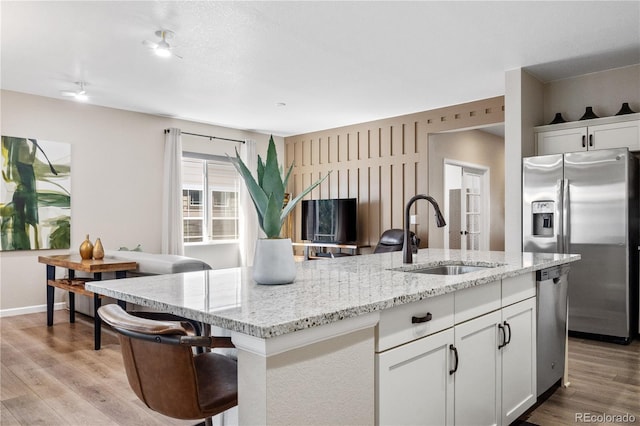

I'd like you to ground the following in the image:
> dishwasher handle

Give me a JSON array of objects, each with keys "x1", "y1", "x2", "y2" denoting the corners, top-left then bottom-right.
[{"x1": 537, "y1": 264, "x2": 570, "y2": 281}]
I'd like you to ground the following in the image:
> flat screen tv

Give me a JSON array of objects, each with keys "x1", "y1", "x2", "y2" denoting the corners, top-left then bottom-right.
[{"x1": 301, "y1": 198, "x2": 357, "y2": 244}]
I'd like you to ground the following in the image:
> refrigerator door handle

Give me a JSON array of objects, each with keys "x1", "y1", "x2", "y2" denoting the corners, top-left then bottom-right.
[
  {"x1": 556, "y1": 179, "x2": 564, "y2": 253},
  {"x1": 562, "y1": 179, "x2": 570, "y2": 254}
]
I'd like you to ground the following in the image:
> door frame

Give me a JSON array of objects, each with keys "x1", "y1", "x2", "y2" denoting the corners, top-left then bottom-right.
[{"x1": 443, "y1": 158, "x2": 490, "y2": 251}]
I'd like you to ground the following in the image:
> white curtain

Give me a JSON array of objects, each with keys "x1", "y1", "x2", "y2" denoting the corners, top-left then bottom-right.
[
  {"x1": 162, "y1": 128, "x2": 185, "y2": 255},
  {"x1": 239, "y1": 139, "x2": 259, "y2": 266}
]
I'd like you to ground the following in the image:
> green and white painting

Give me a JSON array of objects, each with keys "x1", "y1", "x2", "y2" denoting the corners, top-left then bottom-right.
[{"x1": 1, "y1": 136, "x2": 71, "y2": 251}]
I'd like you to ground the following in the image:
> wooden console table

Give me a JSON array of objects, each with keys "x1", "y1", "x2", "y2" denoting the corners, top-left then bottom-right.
[
  {"x1": 38, "y1": 254, "x2": 137, "y2": 350},
  {"x1": 291, "y1": 242, "x2": 369, "y2": 260}
]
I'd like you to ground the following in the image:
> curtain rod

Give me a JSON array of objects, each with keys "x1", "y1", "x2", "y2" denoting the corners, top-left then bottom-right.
[{"x1": 164, "y1": 129, "x2": 245, "y2": 144}]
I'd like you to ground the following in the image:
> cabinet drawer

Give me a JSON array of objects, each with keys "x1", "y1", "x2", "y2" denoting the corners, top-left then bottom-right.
[
  {"x1": 454, "y1": 280, "x2": 501, "y2": 324},
  {"x1": 502, "y1": 272, "x2": 535, "y2": 307},
  {"x1": 376, "y1": 293, "x2": 454, "y2": 352}
]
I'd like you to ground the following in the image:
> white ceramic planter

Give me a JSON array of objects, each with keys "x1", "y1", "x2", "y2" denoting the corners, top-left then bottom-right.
[{"x1": 252, "y1": 238, "x2": 297, "y2": 285}]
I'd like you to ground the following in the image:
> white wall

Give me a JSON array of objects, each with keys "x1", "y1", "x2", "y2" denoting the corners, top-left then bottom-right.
[
  {"x1": 543, "y1": 64, "x2": 640, "y2": 123},
  {"x1": 0, "y1": 90, "x2": 281, "y2": 314},
  {"x1": 504, "y1": 69, "x2": 544, "y2": 252}
]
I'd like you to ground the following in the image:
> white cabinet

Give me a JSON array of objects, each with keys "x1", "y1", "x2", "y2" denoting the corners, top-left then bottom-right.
[
  {"x1": 452, "y1": 298, "x2": 536, "y2": 426},
  {"x1": 375, "y1": 274, "x2": 537, "y2": 426},
  {"x1": 453, "y1": 310, "x2": 502, "y2": 426},
  {"x1": 536, "y1": 127, "x2": 587, "y2": 155},
  {"x1": 535, "y1": 114, "x2": 640, "y2": 155},
  {"x1": 589, "y1": 120, "x2": 640, "y2": 151},
  {"x1": 377, "y1": 328, "x2": 454, "y2": 426},
  {"x1": 500, "y1": 297, "x2": 537, "y2": 425}
]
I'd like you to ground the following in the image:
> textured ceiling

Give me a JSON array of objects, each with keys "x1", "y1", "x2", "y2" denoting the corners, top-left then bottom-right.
[{"x1": 2, "y1": 1, "x2": 639, "y2": 136}]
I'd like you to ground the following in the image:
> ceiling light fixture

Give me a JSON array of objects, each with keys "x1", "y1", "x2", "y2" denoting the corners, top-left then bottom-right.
[
  {"x1": 61, "y1": 82, "x2": 89, "y2": 102},
  {"x1": 143, "y1": 30, "x2": 181, "y2": 59},
  {"x1": 154, "y1": 31, "x2": 172, "y2": 57}
]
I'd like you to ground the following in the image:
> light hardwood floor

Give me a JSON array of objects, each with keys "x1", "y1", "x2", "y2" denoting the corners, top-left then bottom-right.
[
  {"x1": 2, "y1": 310, "x2": 639, "y2": 425},
  {"x1": 524, "y1": 336, "x2": 640, "y2": 425},
  {"x1": 1, "y1": 311, "x2": 195, "y2": 426}
]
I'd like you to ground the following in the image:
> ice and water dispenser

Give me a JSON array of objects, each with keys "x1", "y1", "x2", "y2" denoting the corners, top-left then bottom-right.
[{"x1": 531, "y1": 201, "x2": 554, "y2": 237}]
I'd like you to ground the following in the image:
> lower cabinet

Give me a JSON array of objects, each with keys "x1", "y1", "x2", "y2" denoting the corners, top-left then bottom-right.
[
  {"x1": 453, "y1": 310, "x2": 502, "y2": 426},
  {"x1": 500, "y1": 297, "x2": 537, "y2": 425},
  {"x1": 376, "y1": 297, "x2": 536, "y2": 426},
  {"x1": 377, "y1": 328, "x2": 454, "y2": 426}
]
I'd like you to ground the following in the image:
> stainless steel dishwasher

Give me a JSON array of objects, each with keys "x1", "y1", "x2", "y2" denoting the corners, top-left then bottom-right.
[{"x1": 536, "y1": 264, "x2": 570, "y2": 397}]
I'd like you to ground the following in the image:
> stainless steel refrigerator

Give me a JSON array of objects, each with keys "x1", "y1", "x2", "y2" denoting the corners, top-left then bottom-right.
[{"x1": 523, "y1": 148, "x2": 639, "y2": 343}]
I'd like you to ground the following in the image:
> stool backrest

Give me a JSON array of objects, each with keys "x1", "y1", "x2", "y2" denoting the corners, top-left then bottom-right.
[{"x1": 98, "y1": 304, "x2": 204, "y2": 419}]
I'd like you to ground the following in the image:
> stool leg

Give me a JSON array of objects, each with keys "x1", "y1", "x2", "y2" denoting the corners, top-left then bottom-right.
[
  {"x1": 46, "y1": 265, "x2": 55, "y2": 326},
  {"x1": 94, "y1": 293, "x2": 102, "y2": 350}
]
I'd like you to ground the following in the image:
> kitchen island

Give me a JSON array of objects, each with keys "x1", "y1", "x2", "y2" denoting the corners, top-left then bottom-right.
[{"x1": 87, "y1": 249, "x2": 579, "y2": 425}]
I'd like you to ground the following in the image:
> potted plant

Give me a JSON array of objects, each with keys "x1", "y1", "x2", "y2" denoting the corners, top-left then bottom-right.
[{"x1": 230, "y1": 135, "x2": 329, "y2": 284}]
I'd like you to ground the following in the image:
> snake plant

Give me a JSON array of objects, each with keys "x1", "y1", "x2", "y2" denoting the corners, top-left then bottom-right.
[{"x1": 229, "y1": 135, "x2": 329, "y2": 239}]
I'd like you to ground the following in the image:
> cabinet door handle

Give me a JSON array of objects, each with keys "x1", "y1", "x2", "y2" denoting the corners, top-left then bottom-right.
[
  {"x1": 411, "y1": 312, "x2": 433, "y2": 324},
  {"x1": 449, "y1": 344, "x2": 459, "y2": 375},
  {"x1": 582, "y1": 135, "x2": 586, "y2": 148},
  {"x1": 504, "y1": 321, "x2": 512, "y2": 345},
  {"x1": 498, "y1": 323, "x2": 506, "y2": 349},
  {"x1": 589, "y1": 134, "x2": 593, "y2": 147}
]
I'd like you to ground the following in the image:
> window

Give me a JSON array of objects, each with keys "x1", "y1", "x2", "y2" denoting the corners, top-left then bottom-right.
[{"x1": 182, "y1": 155, "x2": 239, "y2": 243}]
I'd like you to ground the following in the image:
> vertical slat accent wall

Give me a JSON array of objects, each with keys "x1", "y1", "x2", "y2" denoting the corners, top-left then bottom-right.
[{"x1": 285, "y1": 96, "x2": 504, "y2": 251}]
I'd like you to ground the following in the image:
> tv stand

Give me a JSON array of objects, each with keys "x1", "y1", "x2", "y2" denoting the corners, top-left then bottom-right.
[{"x1": 292, "y1": 242, "x2": 366, "y2": 261}]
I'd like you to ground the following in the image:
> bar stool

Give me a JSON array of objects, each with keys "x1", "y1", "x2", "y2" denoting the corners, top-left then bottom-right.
[{"x1": 98, "y1": 304, "x2": 237, "y2": 426}]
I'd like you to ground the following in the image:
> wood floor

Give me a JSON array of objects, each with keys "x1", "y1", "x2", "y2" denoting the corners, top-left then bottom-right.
[
  {"x1": 523, "y1": 336, "x2": 640, "y2": 425},
  {"x1": 1, "y1": 311, "x2": 195, "y2": 426},
  {"x1": 2, "y1": 310, "x2": 639, "y2": 425}
]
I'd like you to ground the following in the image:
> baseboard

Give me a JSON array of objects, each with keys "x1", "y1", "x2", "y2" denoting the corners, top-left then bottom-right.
[{"x1": 0, "y1": 302, "x2": 66, "y2": 318}]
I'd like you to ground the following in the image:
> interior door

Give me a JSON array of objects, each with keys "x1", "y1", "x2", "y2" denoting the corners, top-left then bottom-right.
[
  {"x1": 444, "y1": 163, "x2": 489, "y2": 251},
  {"x1": 462, "y1": 170, "x2": 483, "y2": 251}
]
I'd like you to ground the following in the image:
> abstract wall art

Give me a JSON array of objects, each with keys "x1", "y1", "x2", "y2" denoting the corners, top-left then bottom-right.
[{"x1": 1, "y1": 136, "x2": 71, "y2": 251}]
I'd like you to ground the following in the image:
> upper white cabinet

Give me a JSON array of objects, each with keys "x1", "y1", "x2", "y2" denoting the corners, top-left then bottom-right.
[{"x1": 535, "y1": 113, "x2": 640, "y2": 155}]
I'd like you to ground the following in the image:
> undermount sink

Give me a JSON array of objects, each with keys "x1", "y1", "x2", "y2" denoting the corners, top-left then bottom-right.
[
  {"x1": 408, "y1": 264, "x2": 492, "y2": 275},
  {"x1": 391, "y1": 262, "x2": 501, "y2": 276}
]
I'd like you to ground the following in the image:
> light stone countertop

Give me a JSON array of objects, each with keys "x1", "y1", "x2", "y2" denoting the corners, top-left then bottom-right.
[{"x1": 86, "y1": 249, "x2": 580, "y2": 339}]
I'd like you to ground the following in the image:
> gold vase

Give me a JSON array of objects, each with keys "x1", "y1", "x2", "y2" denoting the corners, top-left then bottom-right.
[
  {"x1": 93, "y1": 238, "x2": 104, "y2": 260},
  {"x1": 79, "y1": 234, "x2": 94, "y2": 260}
]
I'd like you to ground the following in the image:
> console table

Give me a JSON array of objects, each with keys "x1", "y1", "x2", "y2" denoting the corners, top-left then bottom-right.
[
  {"x1": 38, "y1": 254, "x2": 137, "y2": 350},
  {"x1": 291, "y1": 242, "x2": 368, "y2": 260}
]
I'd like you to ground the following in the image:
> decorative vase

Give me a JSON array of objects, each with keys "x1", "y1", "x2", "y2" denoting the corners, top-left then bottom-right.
[
  {"x1": 579, "y1": 106, "x2": 599, "y2": 120},
  {"x1": 93, "y1": 238, "x2": 104, "y2": 260},
  {"x1": 615, "y1": 102, "x2": 636, "y2": 115},
  {"x1": 79, "y1": 234, "x2": 93, "y2": 260},
  {"x1": 549, "y1": 112, "x2": 566, "y2": 124},
  {"x1": 252, "y1": 238, "x2": 296, "y2": 285}
]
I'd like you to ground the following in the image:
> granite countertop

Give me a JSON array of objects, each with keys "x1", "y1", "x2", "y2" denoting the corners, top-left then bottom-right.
[{"x1": 86, "y1": 249, "x2": 580, "y2": 339}]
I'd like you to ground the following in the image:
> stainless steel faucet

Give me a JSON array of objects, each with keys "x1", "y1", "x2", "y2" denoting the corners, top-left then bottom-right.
[{"x1": 403, "y1": 195, "x2": 447, "y2": 264}]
